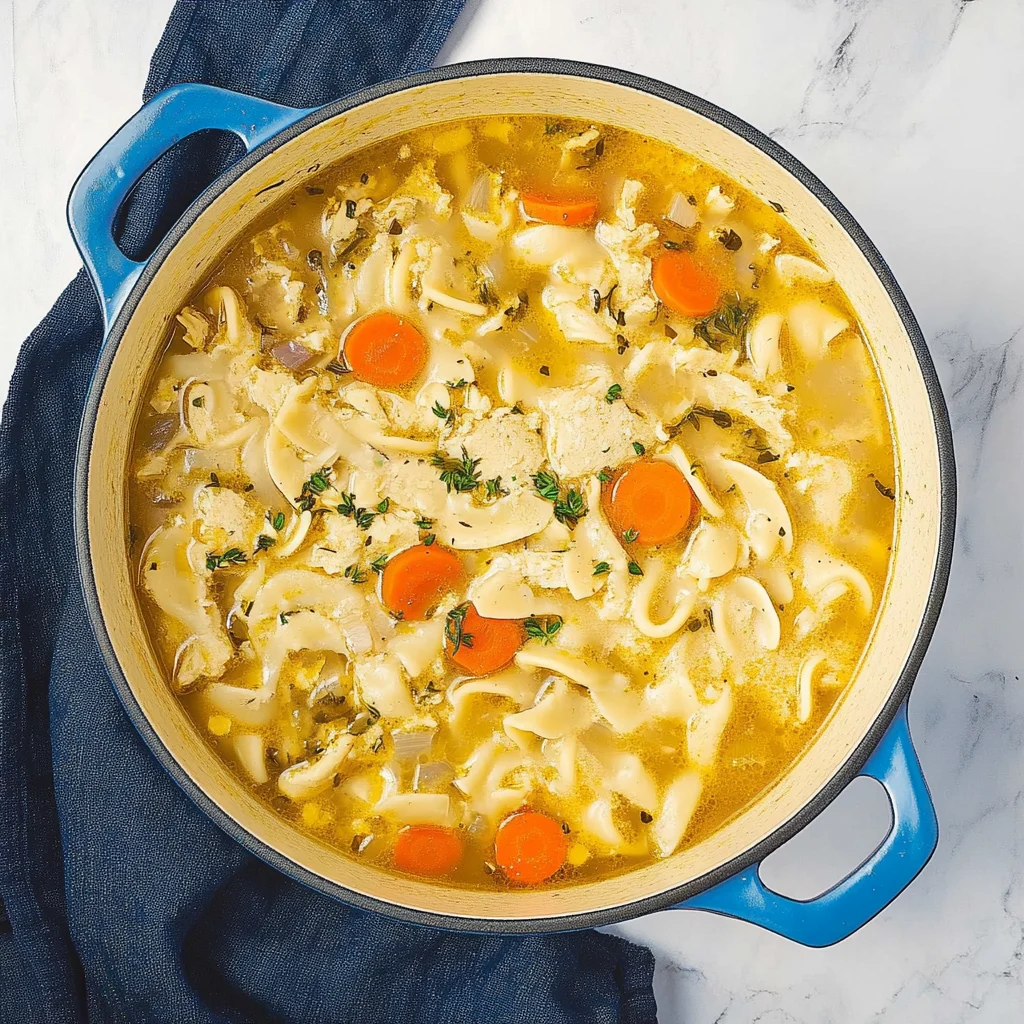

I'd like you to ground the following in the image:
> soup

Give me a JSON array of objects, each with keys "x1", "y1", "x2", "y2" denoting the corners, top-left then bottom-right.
[{"x1": 129, "y1": 115, "x2": 895, "y2": 888}]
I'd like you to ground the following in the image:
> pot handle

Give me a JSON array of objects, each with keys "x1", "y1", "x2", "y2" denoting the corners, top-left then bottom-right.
[
  {"x1": 67, "y1": 83, "x2": 314, "y2": 329},
  {"x1": 672, "y1": 701, "x2": 937, "y2": 947}
]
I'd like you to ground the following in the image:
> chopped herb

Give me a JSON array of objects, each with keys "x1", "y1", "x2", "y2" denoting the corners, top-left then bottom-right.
[
  {"x1": 539, "y1": 365, "x2": 550, "y2": 377},
  {"x1": 305, "y1": 186, "x2": 324, "y2": 196},
  {"x1": 686, "y1": 617, "x2": 702, "y2": 632},
  {"x1": 191, "y1": 395, "x2": 205, "y2": 408},
  {"x1": 593, "y1": 561, "x2": 612, "y2": 576},
  {"x1": 445, "y1": 378, "x2": 469, "y2": 389},
  {"x1": 206, "y1": 548, "x2": 247, "y2": 571},
  {"x1": 874, "y1": 479, "x2": 896, "y2": 500},
  {"x1": 605, "y1": 383, "x2": 623, "y2": 404},
  {"x1": 693, "y1": 295, "x2": 756, "y2": 353},
  {"x1": 779, "y1": 526, "x2": 787, "y2": 537},
  {"x1": 662, "y1": 239, "x2": 685, "y2": 251},
  {"x1": 370, "y1": 553, "x2": 389, "y2": 574},
  {"x1": 345, "y1": 565, "x2": 369, "y2": 584},
  {"x1": 345, "y1": 199, "x2": 357, "y2": 219},
  {"x1": 254, "y1": 534, "x2": 275, "y2": 552},
  {"x1": 769, "y1": 200, "x2": 785, "y2": 213},
  {"x1": 307, "y1": 249, "x2": 330, "y2": 316},
  {"x1": 510, "y1": 403, "x2": 524, "y2": 415},
  {"x1": 272, "y1": 511, "x2": 286, "y2": 531},
  {"x1": 306, "y1": 468, "x2": 330, "y2": 494},
  {"x1": 622, "y1": 527, "x2": 639, "y2": 543},
  {"x1": 757, "y1": 451, "x2": 780, "y2": 465},
  {"x1": 628, "y1": 561, "x2": 644, "y2": 577},
  {"x1": 633, "y1": 441, "x2": 646, "y2": 456},
  {"x1": 207, "y1": 472, "x2": 220, "y2": 488},
  {"x1": 544, "y1": 119, "x2": 564, "y2": 135},
  {"x1": 682, "y1": 406, "x2": 733, "y2": 431},
  {"x1": 597, "y1": 470, "x2": 612, "y2": 483},
  {"x1": 524, "y1": 615, "x2": 563, "y2": 644},
  {"x1": 431, "y1": 446, "x2": 482, "y2": 493},
  {"x1": 554, "y1": 488, "x2": 586, "y2": 529},
  {"x1": 718, "y1": 228, "x2": 743, "y2": 251},
  {"x1": 423, "y1": 533, "x2": 436, "y2": 546},
  {"x1": 532, "y1": 470, "x2": 587, "y2": 528},
  {"x1": 325, "y1": 359, "x2": 351, "y2": 375},
  {"x1": 376, "y1": 498, "x2": 390, "y2": 514},
  {"x1": 592, "y1": 288, "x2": 601, "y2": 313},
  {"x1": 337, "y1": 491, "x2": 376, "y2": 529},
  {"x1": 704, "y1": 606, "x2": 716, "y2": 632},
  {"x1": 640, "y1": 810, "x2": 654, "y2": 824},
  {"x1": 664, "y1": 324, "x2": 678, "y2": 339},
  {"x1": 415, "y1": 517, "x2": 434, "y2": 531},
  {"x1": 532, "y1": 471, "x2": 560, "y2": 502},
  {"x1": 388, "y1": 218, "x2": 403, "y2": 235},
  {"x1": 339, "y1": 227, "x2": 369, "y2": 257},
  {"x1": 279, "y1": 612, "x2": 290, "y2": 625},
  {"x1": 431, "y1": 399, "x2": 451, "y2": 420},
  {"x1": 360, "y1": 172, "x2": 369, "y2": 184},
  {"x1": 243, "y1": 484, "x2": 254, "y2": 492},
  {"x1": 444, "y1": 603, "x2": 474, "y2": 654},
  {"x1": 484, "y1": 477, "x2": 506, "y2": 499},
  {"x1": 616, "y1": 334, "x2": 629, "y2": 355}
]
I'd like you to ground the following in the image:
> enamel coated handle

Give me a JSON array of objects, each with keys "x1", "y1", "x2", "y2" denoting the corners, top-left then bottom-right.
[
  {"x1": 674, "y1": 702, "x2": 937, "y2": 946},
  {"x1": 67, "y1": 82, "x2": 313, "y2": 329}
]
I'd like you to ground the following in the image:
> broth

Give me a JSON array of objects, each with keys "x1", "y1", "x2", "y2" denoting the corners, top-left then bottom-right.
[{"x1": 128, "y1": 115, "x2": 895, "y2": 888}]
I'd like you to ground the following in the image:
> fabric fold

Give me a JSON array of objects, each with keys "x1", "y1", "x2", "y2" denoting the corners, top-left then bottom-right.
[{"x1": 0, "y1": 2, "x2": 659, "y2": 1022}]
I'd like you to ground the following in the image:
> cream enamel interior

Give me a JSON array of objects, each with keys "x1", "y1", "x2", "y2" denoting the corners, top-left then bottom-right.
[{"x1": 86, "y1": 71, "x2": 941, "y2": 922}]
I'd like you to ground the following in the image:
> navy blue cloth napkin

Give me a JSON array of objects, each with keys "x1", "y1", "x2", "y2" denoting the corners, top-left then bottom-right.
[{"x1": 0, "y1": 2, "x2": 659, "y2": 1021}]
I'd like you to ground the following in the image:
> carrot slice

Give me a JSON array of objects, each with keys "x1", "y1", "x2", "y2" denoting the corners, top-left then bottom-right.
[
  {"x1": 495, "y1": 811, "x2": 568, "y2": 884},
  {"x1": 605, "y1": 458, "x2": 693, "y2": 546},
  {"x1": 342, "y1": 311, "x2": 428, "y2": 388},
  {"x1": 394, "y1": 825, "x2": 464, "y2": 877},
  {"x1": 444, "y1": 603, "x2": 525, "y2": 677},
  {"x1": 521, "y1": 193, "x2": 598, "y2": 227},
  {"x1": 379, "y1": 544, "x2": 465, "y2": 621},
  {"x1": 652, "y1": 252, "x2": 722, "y2": 317}
]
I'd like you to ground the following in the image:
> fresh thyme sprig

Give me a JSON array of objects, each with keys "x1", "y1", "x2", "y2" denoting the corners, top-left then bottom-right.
[{"x1": 432, "y1": 447, "x2": 482, "y2": 493}]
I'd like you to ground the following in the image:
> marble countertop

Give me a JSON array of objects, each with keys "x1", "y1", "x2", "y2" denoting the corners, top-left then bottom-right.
[{"x1": 3, "y1": 0, "x2": 1020, "y2": 1020}]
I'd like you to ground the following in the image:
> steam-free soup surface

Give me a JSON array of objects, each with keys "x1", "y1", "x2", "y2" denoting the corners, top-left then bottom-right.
[{"x1": 129, "y1": 115, "x2": 895, "y2": 888}]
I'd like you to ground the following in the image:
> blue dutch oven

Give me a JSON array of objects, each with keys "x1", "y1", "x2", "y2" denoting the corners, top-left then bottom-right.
[{"x1": 69, "y1": 60, "x2": 955, "y2": 945}]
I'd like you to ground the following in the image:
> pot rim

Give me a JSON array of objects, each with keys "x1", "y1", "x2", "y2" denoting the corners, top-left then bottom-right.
[{"x1": 74, "y1": 57, "x2": 956, "y2": 933}]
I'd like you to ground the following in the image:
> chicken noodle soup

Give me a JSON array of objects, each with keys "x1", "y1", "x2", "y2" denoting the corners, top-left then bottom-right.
[{"x1": 130, "y1": 116, "x2": 895, "y2": 887}]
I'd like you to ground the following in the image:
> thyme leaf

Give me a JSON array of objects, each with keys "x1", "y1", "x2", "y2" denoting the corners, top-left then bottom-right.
[
  {"x1": 444, "y1": 603, "x2": 474, "y2": 654},
  {"x1": 524, "y1": 615, "x2": 563, "y2": 644},
  {"x1": 206, "y1": 548, "x2": 247, "y2": 571},
  {"x1": 431, "y1": 447, "x2": 482, "y2": 493}
]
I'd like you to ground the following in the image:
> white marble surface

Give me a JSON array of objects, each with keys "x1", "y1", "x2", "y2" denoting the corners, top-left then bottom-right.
[{"x1": 3, "y1": 0, "x2": 1021, "y2": 1020}]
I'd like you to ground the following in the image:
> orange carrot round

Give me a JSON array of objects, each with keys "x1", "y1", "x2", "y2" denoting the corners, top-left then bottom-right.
[
  {"x1": 521, "y1": 193, "x2": 598, "y2": 227},
  {"x1": 444, "y1": 603, "x2": 525, "y2": 677},
  {"x1": 606, "y1": 458, "x2": 693, "y2": 546},
  {"x1": 652, "y1": 251, "x2": 722, "y2": 317},
  {"x1": 342, "y1": 311, "x2": 428, "y2": 388},
  {"x1": 379, "y1": 544, "x2": 465, "y2": 621},
  {"x1": 393, "y1": 825, "x2": 464, "y2": 877},
  {"x1": 494, "y1": 810, "x2": 568, "y2": 884}
]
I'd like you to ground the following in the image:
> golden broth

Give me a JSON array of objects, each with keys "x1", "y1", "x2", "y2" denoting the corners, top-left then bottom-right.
[{"x1": 128, "y1": 115, "x2": 895, "y2": 889}]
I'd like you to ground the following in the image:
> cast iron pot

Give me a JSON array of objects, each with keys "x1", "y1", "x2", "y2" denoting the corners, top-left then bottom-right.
[{"x1": 69, "y1": 59, "x2": 955, "y2": 945}]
